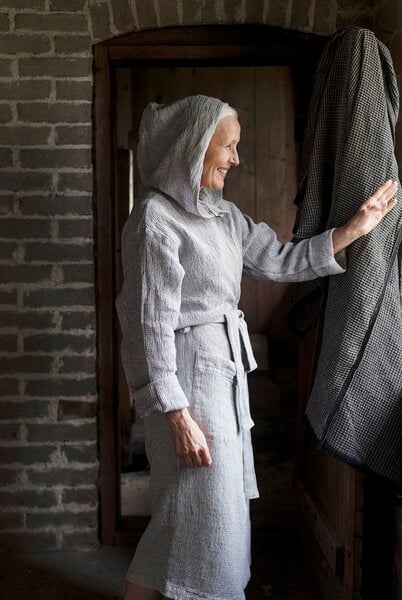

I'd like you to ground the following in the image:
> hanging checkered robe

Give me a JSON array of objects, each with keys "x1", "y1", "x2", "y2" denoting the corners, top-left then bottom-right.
[{"x1": 291, "y1": 27, "x2": 402, "y2": 484}]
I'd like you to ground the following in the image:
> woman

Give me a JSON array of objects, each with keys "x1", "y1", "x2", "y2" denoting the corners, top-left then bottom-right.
[{"x1": 115, "y1": 95, "x2": 397, "y2": 600}]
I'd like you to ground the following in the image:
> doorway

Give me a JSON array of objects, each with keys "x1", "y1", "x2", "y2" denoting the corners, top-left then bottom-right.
[
  {"x1": 114, "y1": 63, "x2": 301, "y2": 527},
  {"x1": 94, "y1": 24, "x2": 325, "y2": 544},
  {"x1": 94, "y1": 24, "x2": 370, "y2": 599}
]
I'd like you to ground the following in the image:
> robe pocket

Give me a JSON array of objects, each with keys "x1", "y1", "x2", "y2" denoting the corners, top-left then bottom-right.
[{"x1": 190, "y1": 350, "x2": 238, "y2": 440}]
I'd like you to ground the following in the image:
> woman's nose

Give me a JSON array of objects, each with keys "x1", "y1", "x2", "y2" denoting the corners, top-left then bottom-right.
[{"x1": 230, "y1": 148, "x2": 240, "y2": 166}]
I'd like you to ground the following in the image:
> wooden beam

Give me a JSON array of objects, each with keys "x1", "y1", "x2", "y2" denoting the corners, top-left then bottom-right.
[
  {"x1": 109, "y1": 44, "x2": 321, "y2": 64},
  {"x1": 94, "y1": 43, "x2": 119, "y2": 546},
  {"x1": 106, "y1": 24, "x2": 328, "y2": 49}
]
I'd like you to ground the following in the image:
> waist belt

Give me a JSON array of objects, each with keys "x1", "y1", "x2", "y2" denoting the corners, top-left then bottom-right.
[{"x1": 176, "y1": 308, "x2": 258, "y2": 433}]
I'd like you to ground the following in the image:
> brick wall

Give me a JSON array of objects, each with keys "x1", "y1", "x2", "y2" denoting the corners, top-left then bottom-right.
[
  {"x1": 0, "y1": 0, "x2": 397, "y2": 553},
  {"x1": 0, "y1": 0, "x2": 96, "y2": 552}
]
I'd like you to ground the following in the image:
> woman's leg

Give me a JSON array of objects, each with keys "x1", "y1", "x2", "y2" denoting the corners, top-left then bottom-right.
[{"x1": 123, "y1": 581, "x2": 162, "y2": 600}]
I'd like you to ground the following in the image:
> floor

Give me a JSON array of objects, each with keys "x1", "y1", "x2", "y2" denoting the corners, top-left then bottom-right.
[{"x1": 0, "y1": 529, "x2": 320, "y2": 600}]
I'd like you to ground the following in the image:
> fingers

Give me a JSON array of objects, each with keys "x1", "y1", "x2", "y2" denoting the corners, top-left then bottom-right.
[
  {"x1": 372, "y1": 178, "x2": 397, "y2": 201},
  {"x1": 188, "y1": 450, "x2": 203, "y2": 468},
  {"x1": 187, "y1": 444, "x2": 212, "y2": 467},
  {"x1": 384, "y1": 197, "x2": 398, "y2": 214},
  {"x1": 377, "y1": 186, "x2": 398, "y2": 215},
  {"x1": 199, "y1": 446, "x2": 212, "y2": 467},
  {"x1": 182, "y1": 447, "x2": 196, "y2": 467},
  {"x1": 362, "y1": 179, "x2": 398, "y2": 210},
  {"x1": 172, "y1": 417, "x2": 213, "y2": 468},
  {"x1": 380, "y1": 181, "x2": 398, "y2": 207},
  {"x1": 180, "y1": 446, "x2": 211, "y2": 468}
]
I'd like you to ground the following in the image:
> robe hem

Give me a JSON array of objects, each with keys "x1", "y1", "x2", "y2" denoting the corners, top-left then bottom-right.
[{"x1": 126, "y1": 573, "x2": 248, "y2": 600}]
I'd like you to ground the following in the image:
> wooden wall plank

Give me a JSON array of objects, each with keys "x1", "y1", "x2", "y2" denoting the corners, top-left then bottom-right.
[{"x1": 254, "y1": 66, "x2": 297, "y2": 337}]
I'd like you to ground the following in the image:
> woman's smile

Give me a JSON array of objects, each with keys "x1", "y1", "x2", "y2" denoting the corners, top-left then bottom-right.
[{"x1": 201, "y1": 115, "x2": 241, "y2": 190}]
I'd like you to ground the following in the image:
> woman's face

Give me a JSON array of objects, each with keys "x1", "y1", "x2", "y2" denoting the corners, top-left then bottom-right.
[{"x1": 201, "y1": 115, "x2": 241, "y2": 190}]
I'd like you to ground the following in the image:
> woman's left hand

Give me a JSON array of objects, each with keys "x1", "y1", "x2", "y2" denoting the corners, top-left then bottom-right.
[{"x1": 332, "y1": 179, "x2": 398, "y2": 253}]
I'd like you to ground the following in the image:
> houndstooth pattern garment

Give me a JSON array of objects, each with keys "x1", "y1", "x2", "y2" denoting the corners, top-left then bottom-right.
[{"x1": 291, "y1": 27, "x2": 402, "y2": 484}]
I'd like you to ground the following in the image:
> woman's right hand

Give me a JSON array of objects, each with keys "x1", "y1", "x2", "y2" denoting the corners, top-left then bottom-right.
[
  {"x1": 165, "y1": 408, "x2": 212, "y2": 468},
  {"x1": 332, "y1": 179, "x2": 398, "y2": 253}
]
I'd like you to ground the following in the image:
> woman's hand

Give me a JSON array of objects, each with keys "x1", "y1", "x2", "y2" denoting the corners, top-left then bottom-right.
[
  {"x1": 332, "y1": 179, "x2": 398, "y2": 254},
  {"x1": 165, "y1": 408, "x2": 213, "y2": 468}
]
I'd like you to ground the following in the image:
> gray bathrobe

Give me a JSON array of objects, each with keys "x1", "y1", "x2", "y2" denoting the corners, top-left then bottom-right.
[
  {"x1": 291, "y1": 27, "x2": 402, "y2": 485},
  {"x1": 115, "y1": 95, "x2": 346, "y2": 600}
]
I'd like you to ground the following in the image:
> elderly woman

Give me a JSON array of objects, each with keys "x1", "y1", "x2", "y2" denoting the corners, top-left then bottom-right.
[{"x1": 115, "y1": 95, "x2": 397, "y2": 600}]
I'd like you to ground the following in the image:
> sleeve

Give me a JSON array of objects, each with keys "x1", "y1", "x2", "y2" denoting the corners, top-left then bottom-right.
[
  {"x1": 115, "y1": 222, "x2": 189, "y2": 419},
  {"x1": 239, "y1": 211, "x2": 347, "y2": 282}
]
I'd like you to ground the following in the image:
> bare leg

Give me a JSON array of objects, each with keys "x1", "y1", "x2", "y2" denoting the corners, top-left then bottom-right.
[{"x1": 122, "y1": 580, "x2": 162, "y2": 600}]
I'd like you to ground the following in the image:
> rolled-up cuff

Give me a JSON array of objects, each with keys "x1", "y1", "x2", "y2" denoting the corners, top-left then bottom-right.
[
  {"x1": 131, "y1": 373, "x2": 190, "y2": 419},
  {"x1": 309, "y1": 228, "x2": 347, "y2": 277}
]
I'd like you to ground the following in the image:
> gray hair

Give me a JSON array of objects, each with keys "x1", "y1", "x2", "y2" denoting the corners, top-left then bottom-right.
[{"x1": 217, "y1": 103, "x2": 238, "y2": 121}]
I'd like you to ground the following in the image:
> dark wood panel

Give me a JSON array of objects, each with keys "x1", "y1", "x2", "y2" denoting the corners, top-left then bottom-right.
[
  {"x1": 298, "y1": 481, "x2": 345, "y2": 579},
  {"x1": 94, "y1": 43, "x2": 119, "y2": 546},
  {"x1": 115, "y1": 68, "x2": 133, "y2": 149}
]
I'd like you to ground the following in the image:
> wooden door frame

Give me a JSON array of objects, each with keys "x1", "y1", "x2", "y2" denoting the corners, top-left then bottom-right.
[{"x1": 93, "y1": 24, "x2": 327, "y2": 546}]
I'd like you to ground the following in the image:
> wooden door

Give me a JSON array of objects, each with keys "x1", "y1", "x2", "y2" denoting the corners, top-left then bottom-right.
[{"x1": 295, "y1": 318, "x2": 364, "y2": 599}]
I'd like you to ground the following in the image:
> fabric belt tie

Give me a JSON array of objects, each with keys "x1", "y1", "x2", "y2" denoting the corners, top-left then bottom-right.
[
  {"x1": 223, "y1": 310, "x2": 256, "y2": 434},
  {"x1": 222, "y1": 310, "x2": 259, "y2": 499}
]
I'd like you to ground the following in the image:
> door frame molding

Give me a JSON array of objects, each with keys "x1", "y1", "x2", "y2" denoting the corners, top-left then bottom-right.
[{"x1": 93, "y1": 24, "x2": 326, "y2": 546}]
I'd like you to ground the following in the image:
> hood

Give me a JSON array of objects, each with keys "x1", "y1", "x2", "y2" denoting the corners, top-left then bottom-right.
[{"x1": 137, "y1": 95, "x2": 231, "y2": 218}]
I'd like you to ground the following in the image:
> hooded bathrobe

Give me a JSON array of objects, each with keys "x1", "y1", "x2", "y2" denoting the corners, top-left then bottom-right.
[{"x1": 115, "y1": 95, "x2": 346, "y2": 600}]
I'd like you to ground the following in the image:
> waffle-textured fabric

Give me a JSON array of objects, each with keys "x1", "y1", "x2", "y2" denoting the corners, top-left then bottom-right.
[
  {"x1": 115, "y1": 94, "x2": 347, "y2": 599},
  {"x1": 291, "y1": 28, "x2": 402, "y2": 484}
]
